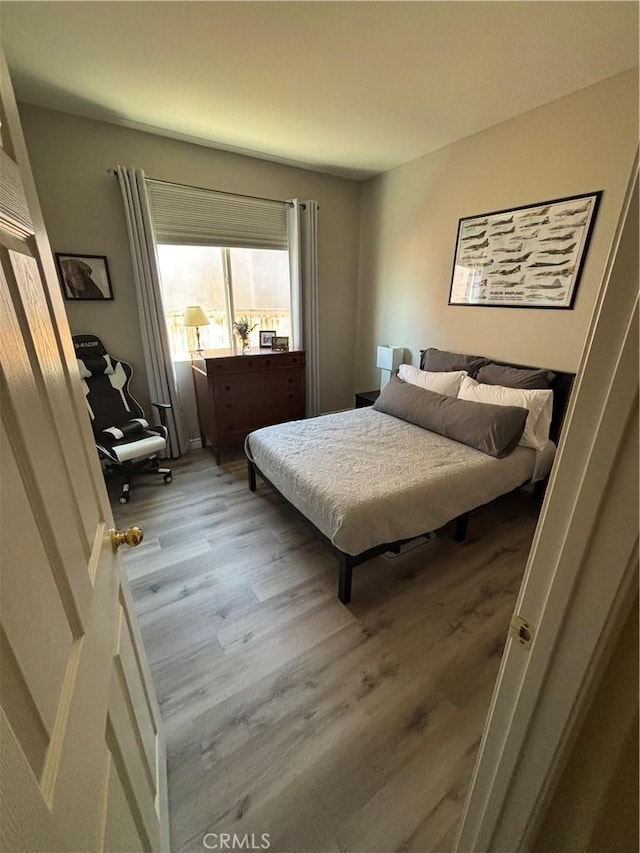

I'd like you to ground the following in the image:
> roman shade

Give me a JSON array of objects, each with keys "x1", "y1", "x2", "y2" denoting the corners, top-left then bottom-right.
[{"x1": 146, "y1": 179, "x2": 288, "y2": 249}]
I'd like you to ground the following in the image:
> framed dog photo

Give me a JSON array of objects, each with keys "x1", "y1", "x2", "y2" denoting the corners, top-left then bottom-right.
[
  {"x1": 55, "y1": 253, "x2": 114, "y2": 301},
  {"x1": 259, "y1": 330, "x2": 276, "y2": 348}
]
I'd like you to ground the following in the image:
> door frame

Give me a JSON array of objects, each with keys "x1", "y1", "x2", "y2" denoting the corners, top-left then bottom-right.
[{"x1": 455, "y1": 154, "x2": 639, "y2": 851}]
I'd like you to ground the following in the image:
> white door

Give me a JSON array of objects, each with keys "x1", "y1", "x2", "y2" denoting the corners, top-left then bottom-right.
[
  {"x1": 0, "y1": 52, "x2": 169, "y2": 852},
  {"x1": 456, "y1": 159, "x2": 639, "y2": 850}
]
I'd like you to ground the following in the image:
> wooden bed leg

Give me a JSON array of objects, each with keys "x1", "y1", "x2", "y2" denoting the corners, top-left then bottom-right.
[
  {"x1": 247, "y1": 459, "x2": 257, "y2": 492},
  {"x1": 338, "y1": 556, "x2": 353, "y2": 604},
  {"x1": 454, "y1": 512, "x2": 470, "y2": 542}
]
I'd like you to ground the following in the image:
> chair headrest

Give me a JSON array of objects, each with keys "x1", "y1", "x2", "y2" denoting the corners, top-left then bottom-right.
[
  {"x1": 72, "y1": 334, "x2": 115, "y2": 378},
  {"x1": 73, "y1": 334, "x2": 108, "y2": 357}
]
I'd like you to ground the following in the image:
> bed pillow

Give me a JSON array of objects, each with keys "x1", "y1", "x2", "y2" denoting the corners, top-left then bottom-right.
[
  {"x1": 373, "y1": 376, "x2": 528, "y2": 458},
  {"x1": 420, "y1": 347, "x2": 488, "y2": 376},
  {"x1": 476, "y1": 362, "x2": 556, "y2": 390},
  {"x1": 458, "y1": 375, "x2": 553, "y2": 451},
  {"x1": 398, "y1": 364, "x2": 467, "y2": 397}
]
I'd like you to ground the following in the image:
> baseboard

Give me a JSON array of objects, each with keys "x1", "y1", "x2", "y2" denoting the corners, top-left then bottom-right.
[{"x1": 189, "y1": 437, "x2": 203, "y2": 450}]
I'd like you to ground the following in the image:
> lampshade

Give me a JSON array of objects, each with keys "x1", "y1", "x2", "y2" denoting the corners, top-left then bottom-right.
[
  {"x1": 376, "y1": 345, "x2": 404, "y2": 371},
  {"x1": 183, "y1": 305, "x2": 209, "y2": 327}
]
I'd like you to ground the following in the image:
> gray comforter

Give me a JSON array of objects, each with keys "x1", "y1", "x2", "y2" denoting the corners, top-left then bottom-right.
[{"x1": 247, "y1": 408, "x2": 553, "y2": 555}]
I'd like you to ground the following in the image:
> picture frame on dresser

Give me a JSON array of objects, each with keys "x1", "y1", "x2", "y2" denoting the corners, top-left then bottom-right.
[
  {"x1": 259, "y1": 330, "x2": 276, "y2": 348},
  {"x1": 448, "y1": 191, "x2": 602, "y2": 309},
  {"x1": 273, "y1": 336, "x2": 289, "y2": 352}
]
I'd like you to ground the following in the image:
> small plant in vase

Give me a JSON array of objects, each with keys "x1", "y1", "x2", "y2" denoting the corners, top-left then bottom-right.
[{"x1": 233, "y1": 315, "x2": 257, "y2": 353}]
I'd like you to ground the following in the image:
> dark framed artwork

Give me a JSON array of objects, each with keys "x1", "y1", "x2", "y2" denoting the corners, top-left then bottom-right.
[
  {"x1": 448, "y1": 191, "x2": 602, "y2": 309},
  {"x1": 259, "y1": 330, "x2": 276, "y2": 348},
  {"x1": 55, "y1": 253, "x2": 114, "y2": 301}
]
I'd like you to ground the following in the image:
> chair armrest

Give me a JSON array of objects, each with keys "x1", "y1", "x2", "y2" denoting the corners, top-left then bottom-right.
[{"x1": 151, "y1": 401, "x2": 172, "y2": 426}]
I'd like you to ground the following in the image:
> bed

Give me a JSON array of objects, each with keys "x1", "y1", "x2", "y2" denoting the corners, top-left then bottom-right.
[{"x1": 245, "y1": 350, "x2": 574, "y2": 603}]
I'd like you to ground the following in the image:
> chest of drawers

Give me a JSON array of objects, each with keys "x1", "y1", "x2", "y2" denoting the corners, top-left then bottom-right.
[{"x1": 191, "y1": 348, "x2": 306, "y2": 463}]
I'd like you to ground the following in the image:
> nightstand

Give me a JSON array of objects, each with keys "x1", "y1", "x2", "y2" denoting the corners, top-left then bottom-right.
[{"x1": 355, "y1": 389, "x2": 380, "y2": 408}]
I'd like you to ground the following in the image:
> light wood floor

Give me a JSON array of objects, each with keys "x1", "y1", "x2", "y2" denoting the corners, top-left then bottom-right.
[{"x1": 112, "y1": 449, "x2": 538, "y2": 853}]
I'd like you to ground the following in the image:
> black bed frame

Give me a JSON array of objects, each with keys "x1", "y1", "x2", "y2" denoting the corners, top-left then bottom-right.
[{"x1": 246, "y1": 359, "x2": 575, "y2": 604}]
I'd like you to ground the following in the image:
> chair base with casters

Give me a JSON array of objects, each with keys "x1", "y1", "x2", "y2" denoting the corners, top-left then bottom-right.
[
  {"x1": 73, "y1": 333, "x2": 176, "y2": 504},
  {"x1": 104, "y1": 455, "x2": 173, "y2": 504}
]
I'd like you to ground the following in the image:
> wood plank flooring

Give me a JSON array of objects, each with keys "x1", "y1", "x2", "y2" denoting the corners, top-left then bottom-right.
[{"x1": 111, "y1": 449, "x2": 538, "y2": 853}]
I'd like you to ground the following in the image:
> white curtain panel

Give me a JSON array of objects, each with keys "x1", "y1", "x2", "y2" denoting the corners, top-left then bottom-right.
[
  {"x1": 287, "y1": 200, "x2": 303, "y2": 349},
  {"x1": 287, "y1": 199, "x2": 320, "y2": 417},
  {"x1": 302, "y1": 201, "x2": 320, "y2": 417},
  {"x1": 115, "y1": 166, "x2": 188, "y2": 458}
]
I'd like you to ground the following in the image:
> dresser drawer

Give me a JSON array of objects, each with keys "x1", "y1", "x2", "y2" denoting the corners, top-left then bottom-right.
[
  {"x1": 213, "y1": 368, "x2": 302, "y2": 398},
  {"x1": 207, "y1": 351, "x2": 305, "y2": 375},
  {"x1": 213, "y1": 370, "x2": 304, "y2": 437}
]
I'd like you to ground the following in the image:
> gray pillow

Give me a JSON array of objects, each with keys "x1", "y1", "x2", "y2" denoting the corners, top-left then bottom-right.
[
  {"x1": 420, "y1": 347, "x2": 488, "y2": 376},
  {"x1": 476, "y1": 362, "x2": 556, "y2": 390},
  {"x1": 373, "y1": 375, "x2": 528, "y2": 458}
]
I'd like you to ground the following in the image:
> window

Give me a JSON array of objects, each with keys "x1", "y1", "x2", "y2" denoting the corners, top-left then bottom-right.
[
  {"x1": 147, "y1": 179, "x2": 293, "y2": 360},
  {"x1": 158, "y1": 244, "x2": 291, "y2": 360}
]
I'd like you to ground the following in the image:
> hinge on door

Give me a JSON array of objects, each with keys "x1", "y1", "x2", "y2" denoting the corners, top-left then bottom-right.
[{"x1": 510, "y1": 614, "x2": 534, "y2": 647}]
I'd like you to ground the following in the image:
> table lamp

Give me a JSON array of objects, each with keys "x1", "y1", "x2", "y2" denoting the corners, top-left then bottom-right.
[
  {"x1": 376, "y1": 345, "x2": 404, "y2": 390},
  {"x1": 183, "y1": 305, "x2": 209, "y2": 352}
]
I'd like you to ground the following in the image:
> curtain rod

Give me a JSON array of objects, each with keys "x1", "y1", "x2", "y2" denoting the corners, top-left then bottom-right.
[{"x1": 107, "y1": 169, "x2": 297, "y2": 208}]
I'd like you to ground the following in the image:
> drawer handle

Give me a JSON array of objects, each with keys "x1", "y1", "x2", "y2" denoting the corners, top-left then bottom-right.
[
  {"x1": 291, "y1": 357, "x2": 298, "y2": 364},
  {"x1": 288, "y1": 377, "x2": 293, "y2": 384},
  {"x1": 289, "y1": 393, "x2": 294, "y2": 399},
  {"x1": 266, "y1": 360, "x2": 271, "y2": 366},
  {"x1": 225, "y1": 384, "x2": 231, "y2": 391}
]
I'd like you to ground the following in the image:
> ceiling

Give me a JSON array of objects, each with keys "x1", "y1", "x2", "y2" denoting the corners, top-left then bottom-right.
[{"x1": 2, "y1": 1, "x2": 638, "y2": 179}]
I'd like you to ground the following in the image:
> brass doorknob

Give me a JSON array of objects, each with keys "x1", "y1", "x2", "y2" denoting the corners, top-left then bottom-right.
[{"x1": 110, "y1": 526, "x2": 144, "y2": 551}]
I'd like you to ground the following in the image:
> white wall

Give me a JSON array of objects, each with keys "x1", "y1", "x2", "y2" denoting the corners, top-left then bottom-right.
[
  {"x1": 356, "y1": 70, "x2": 639, "y2": 390},
  {"x1": 20, "y1": 69, "x2": 639, "y2": 425},
  {"x1": 19, "y1": 104, "x2": 361, "y2": 429}
]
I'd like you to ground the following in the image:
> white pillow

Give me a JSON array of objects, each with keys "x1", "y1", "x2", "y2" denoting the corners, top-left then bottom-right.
[
  {"x1": 398, "y1": 364, "x2": 467, "y2": 397},
  {"x1": 458, "y1": 375, "x2": 553, "y2": 451}
]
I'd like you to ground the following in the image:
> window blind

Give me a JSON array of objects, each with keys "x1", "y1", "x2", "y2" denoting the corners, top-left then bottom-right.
[{"x1": 146, "y1": 179, "x2": 288, "y2": 249}]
